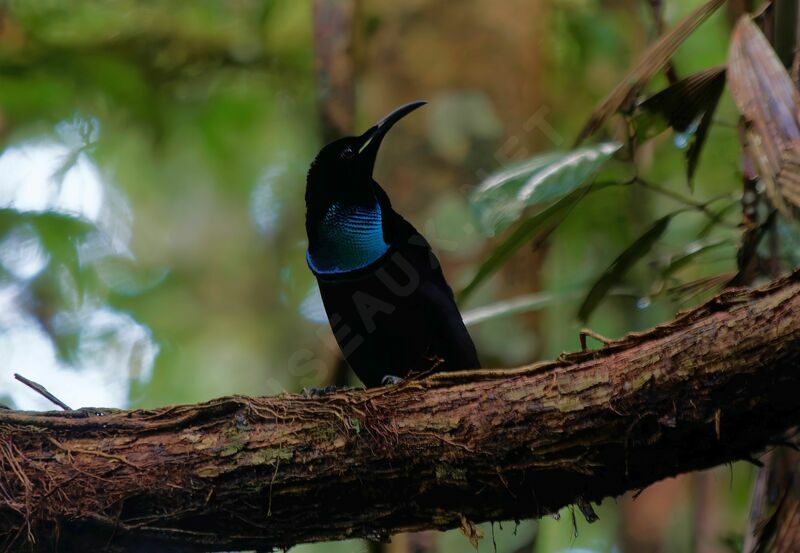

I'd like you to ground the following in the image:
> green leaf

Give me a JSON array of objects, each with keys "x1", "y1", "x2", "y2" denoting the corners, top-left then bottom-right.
[
  {"x1": 27, "y1": 211, "x2": 95, "y2": 250},
  {"x1": 660, "y1": 239, "x2": 732, "y2": 277},
  {"x1": 460, "y1": 183, "x2": 616, "y2": 303},
  {"x1": 578, "y1": 213, "x2": 676, "y2": 322},
  {"x1": 0, "y1": 209, "x2": 94, "y2": 259},
  {"x1": 576, "y1": 0, "x2": 727, "y2": 143},
  {"x1": 0, "y1": 209, "x2": 96, "y2": 298},
  {"x1": 470, "y1": 142, "x2": 621, "y2": 235},
  {"x1": 634, "y1": 66, "x2": 726, "y2": 185},
  {"x1": 462, "y1": 292, "x2": 566, "y2": 326},
  {"x1": 635, "y1": 67, "x2": 725, "y2": 138}
]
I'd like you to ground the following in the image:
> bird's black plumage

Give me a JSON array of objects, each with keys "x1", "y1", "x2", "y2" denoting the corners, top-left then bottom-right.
[{"x1": 305, "y1": 101, "x2": 480, "y2": 387}]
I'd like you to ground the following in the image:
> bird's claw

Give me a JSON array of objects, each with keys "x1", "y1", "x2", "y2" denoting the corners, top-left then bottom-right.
[
  {"x1": 381, "y1": 375, "x2": 404, "y2": 386},
  {"x1": 302, "y1": 385, "x2": 339, "y2": 397},
  {"x1": 302, "y1": 385, "x2": 360, "y2": 397}
]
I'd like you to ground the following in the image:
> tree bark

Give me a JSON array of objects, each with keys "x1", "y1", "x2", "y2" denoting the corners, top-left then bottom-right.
[{"x1": 1, "y1": 272, "x2": 799, "y2": 553}]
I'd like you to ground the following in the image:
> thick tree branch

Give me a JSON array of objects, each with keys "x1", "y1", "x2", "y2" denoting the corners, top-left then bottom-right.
[{"x1": 1, "y1": 272, "x2": 800, "y2": 552}]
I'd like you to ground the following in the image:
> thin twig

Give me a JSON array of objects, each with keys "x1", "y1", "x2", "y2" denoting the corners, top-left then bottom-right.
[
  {"x1": 267, "y1": 458, "x2": 280, "y2": 517},
  {"x1": 14, "y1": 373, "x2": 71, "y2": 410},
  {"x1": 579, "y1": 328, "x2": 612, "y2": 351},
  {"x1": 633, "y1": 177, "x2": 736, "y2": 226}
]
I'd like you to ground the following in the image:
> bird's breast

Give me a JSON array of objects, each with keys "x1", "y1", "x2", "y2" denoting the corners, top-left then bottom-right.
[{"x1": 307, "y1": 201, "x2": 389, "y2": 274}]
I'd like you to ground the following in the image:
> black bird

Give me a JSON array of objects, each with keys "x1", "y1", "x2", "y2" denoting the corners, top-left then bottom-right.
[{"x1": 305, "y1": 101, "x2": 480, "y2": 387}]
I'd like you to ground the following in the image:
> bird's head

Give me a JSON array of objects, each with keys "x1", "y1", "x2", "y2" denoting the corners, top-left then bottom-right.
[{"x1": 305, "y1": 101, "x2": 426, "y2": 211}]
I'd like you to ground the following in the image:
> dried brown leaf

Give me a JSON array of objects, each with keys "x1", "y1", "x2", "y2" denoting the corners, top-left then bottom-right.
[
  {"x1": 667, "y1": 272, "x2": 734, "y2": 302},
  {"x1": 728, "y1": 16, "x2": 800, "y2": 214},
  {"x1": 777, "y1": 143, "x2": 800, "y2": 208},
  {"x1": 576, "y1": 0, "x2": 727, "y2": 144}
]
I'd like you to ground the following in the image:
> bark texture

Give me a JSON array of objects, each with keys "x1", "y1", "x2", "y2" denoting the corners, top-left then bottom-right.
[{"x1": 1, "y1": 272, "x2": 800, "y2": 553}]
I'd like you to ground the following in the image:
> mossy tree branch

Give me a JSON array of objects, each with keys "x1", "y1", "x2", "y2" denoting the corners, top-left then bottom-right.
[{"x1": 1, "y1": 272, "x2": 800, "y2": 553}]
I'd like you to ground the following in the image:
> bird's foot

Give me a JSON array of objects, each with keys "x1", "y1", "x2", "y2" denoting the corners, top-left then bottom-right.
[
  {"x1": 302, "y1": 385, "x2": 339, "y2": 397},
  {"x1": 380, "y1": 375, "x2": 404, "y2": 386},
  {"x1": 302, "y1": 385, "x2": 358, "y2": 397}
]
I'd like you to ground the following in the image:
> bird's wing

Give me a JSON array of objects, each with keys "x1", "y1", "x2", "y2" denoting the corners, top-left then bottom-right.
[
  {"x1": 372, "y1": 180, "x2": 479, "y2": 370},
  {"x1": 417, "y1": 262, "x2": 481, "y2": 371}
]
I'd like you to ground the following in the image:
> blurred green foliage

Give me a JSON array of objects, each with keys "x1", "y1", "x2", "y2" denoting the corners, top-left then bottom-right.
[{"x1": 0, "y1": 1, "x2": 770, "y2": 552}]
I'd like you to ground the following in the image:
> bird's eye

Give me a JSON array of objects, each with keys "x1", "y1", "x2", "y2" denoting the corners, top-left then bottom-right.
[{"x1": 340, "y1": 147, "x2": 355, "y2": 160}]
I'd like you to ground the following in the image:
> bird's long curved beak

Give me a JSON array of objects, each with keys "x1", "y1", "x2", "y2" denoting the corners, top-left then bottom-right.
[{"x1": 356, "y1": 100, "x2": 426, "y2": 175}]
